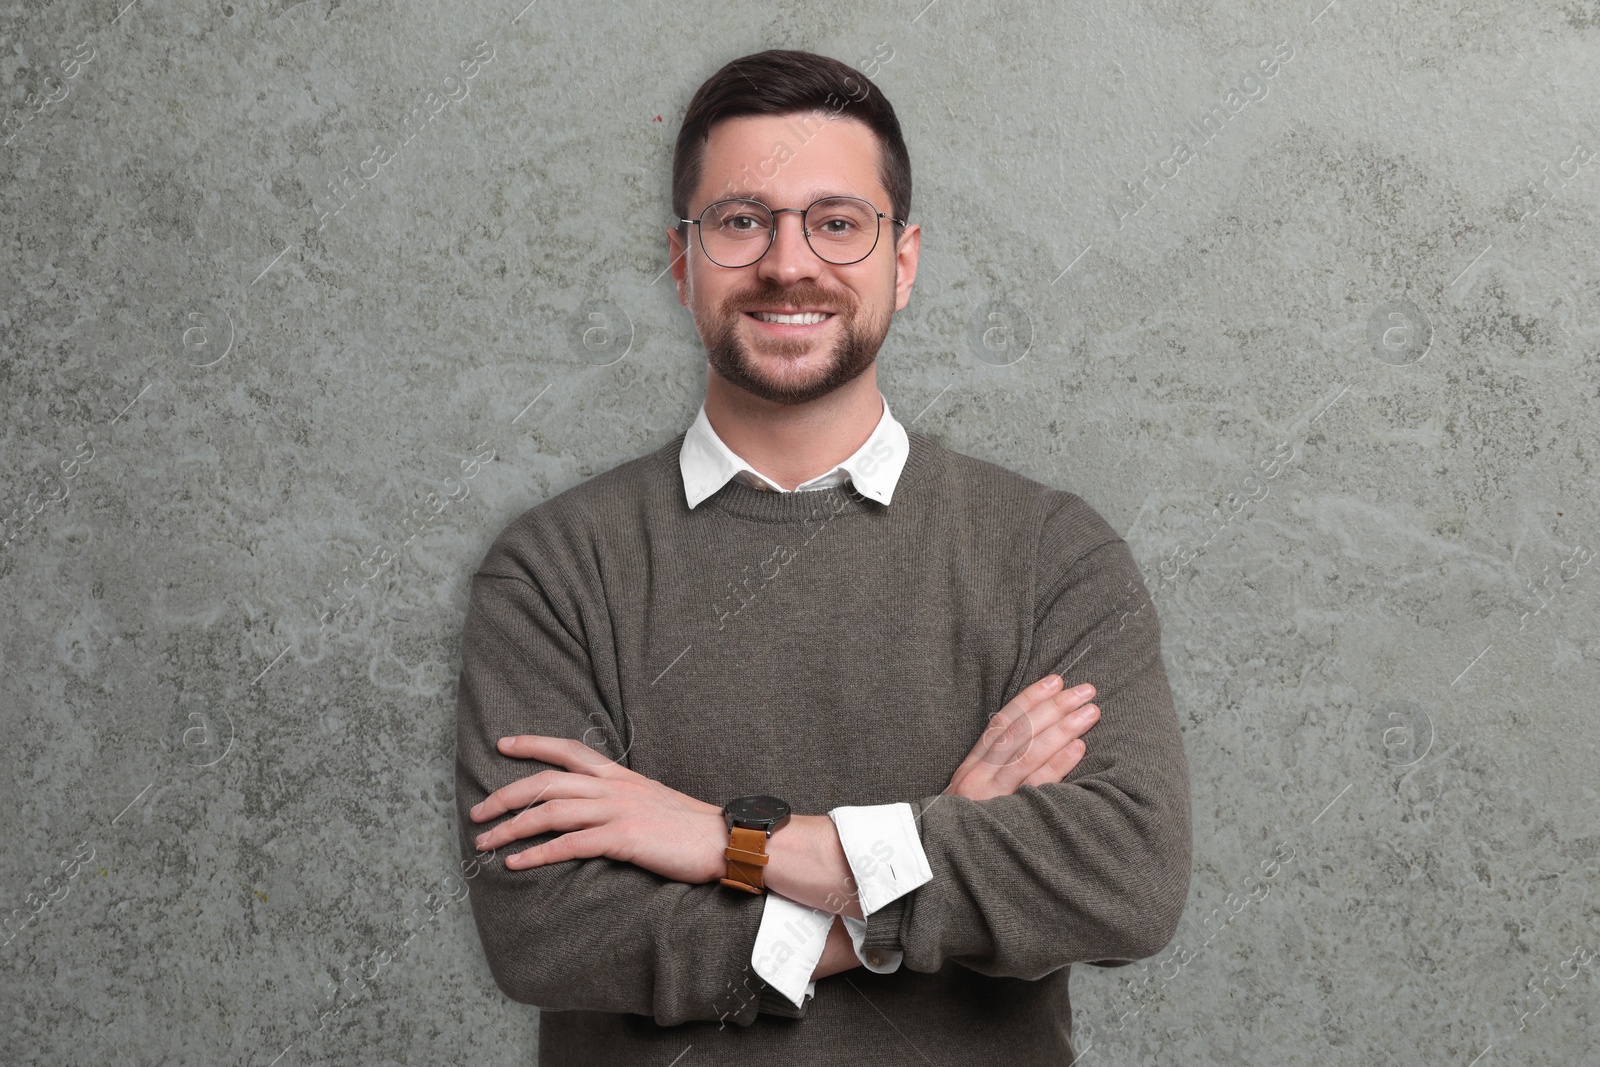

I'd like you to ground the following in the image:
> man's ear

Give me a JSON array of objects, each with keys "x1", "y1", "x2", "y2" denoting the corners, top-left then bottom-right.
[
  {"x1": 667, "y1": 226, "x2": 691, "y2": 307},
  {"x1": 891, "y1": 223, "x2": 920, "y2": 313}
]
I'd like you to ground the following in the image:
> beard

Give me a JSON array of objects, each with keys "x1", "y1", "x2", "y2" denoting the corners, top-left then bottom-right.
[{"x1": 697, "y1": 277, "x2": 893, "y2": 406}]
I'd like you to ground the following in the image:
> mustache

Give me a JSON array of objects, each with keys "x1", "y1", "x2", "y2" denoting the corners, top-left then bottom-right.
[{"x1": 726, "y1": 288, "x2": 855, "y2": 315}]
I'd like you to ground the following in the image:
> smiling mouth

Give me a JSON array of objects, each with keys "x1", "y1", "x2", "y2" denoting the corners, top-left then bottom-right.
[
  {"x1": 745, "y1": 311, "x2": 836, "y2": 328},
  {"x1": 739, "y1": 308, "x2": 838, "y2": 334}
]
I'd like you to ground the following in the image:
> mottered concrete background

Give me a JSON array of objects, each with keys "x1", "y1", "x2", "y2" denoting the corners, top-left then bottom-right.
[{"x1": 3, "y1": 0, "x2": 1598, "y2": 1063}]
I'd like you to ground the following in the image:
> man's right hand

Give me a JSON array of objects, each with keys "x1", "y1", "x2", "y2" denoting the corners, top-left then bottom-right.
[{"x1": 943, "y1": 675, "x2": 1099, "y2": 802}]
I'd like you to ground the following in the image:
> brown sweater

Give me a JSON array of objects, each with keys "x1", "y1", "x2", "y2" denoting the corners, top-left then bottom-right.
[{"x1": 454, "y1": 427, "x2": 1192, "y2": 1065}]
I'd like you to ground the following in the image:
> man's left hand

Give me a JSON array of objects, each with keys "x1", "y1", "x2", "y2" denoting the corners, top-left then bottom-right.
[{"x1": 469, "y1": 735, "x2": 727, "y2": 885}]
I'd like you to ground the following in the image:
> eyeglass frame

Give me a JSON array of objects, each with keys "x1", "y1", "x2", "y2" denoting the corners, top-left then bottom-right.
[{"x1": 675, "y1": 195, "x2": 909, "y2": 268}]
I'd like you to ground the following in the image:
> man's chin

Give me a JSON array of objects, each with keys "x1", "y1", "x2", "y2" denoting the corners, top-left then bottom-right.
[
  {"x1": 728, "y1": 357, "x2": 836, "y2": 401},
  {"x1": 727, "y1": 324, "x2": 834, "y2": 367},
  {"x1": 705, "y1": 344, "x2": 840, "y2": 404}
]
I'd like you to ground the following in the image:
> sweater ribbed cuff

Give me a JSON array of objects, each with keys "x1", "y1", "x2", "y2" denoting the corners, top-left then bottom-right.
[
  {"x1": 861, "y1": 893, "x2": 908, "y2": 956},
  {"x1": 756, "y1": 979, "x2": 810, "y2": 1019}
]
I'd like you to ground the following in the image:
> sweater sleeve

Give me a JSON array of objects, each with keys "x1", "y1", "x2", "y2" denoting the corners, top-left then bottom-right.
[
  {"x1": 455, "y1": 565, "x2": 809, "y2": 1025},
  {"x1": 857, "y1": 494, "x2": 1193, "y2": 978}
]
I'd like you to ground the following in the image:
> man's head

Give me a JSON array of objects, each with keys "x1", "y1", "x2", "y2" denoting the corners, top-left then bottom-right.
[{"x1": 668, "y1": 50, "x2": 920, "y2": 407}]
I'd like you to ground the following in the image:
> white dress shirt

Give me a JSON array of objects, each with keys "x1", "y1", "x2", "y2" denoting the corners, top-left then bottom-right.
[{"x1": 679, "y1": 390, "x2": 934, "y2": 1009}]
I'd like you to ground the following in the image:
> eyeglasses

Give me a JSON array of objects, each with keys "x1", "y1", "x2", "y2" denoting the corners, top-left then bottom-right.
[{"x1": 677, "y1": 196, "x2": 907, "y2": 268}]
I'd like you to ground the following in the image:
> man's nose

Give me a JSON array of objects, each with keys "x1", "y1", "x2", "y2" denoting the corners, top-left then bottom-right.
[{"x1": 758, "y1": 211, "x2": 824, "y2": 281}]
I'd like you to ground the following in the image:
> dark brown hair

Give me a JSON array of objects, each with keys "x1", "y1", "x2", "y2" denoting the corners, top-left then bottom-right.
[{"x1": 672, "y1": 49, "x2": 912, "y2": 238}]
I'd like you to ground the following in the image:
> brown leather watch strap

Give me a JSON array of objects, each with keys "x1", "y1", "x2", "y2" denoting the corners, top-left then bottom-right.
[{"x1": 720, "y1": 825, "x2": 771, "y2": 894}]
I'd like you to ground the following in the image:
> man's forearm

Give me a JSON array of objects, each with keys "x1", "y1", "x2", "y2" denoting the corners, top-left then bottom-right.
[
  {"x1": 811, "y1": 915, "x2": 863, "y2": 980},
  {"x1": 763, "y1": 813, "x2": 865, "y2": 919}
]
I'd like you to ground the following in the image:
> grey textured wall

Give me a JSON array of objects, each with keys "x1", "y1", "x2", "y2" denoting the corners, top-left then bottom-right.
[{"x1": 4, "y1": 0, "x2": 1598, "y2": 1063}]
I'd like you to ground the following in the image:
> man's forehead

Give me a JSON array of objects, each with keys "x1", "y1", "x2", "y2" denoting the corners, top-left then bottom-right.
[
  {"x1": 716, "y1": 186, "x2": 869, "y2": 204},
  {"x1": 697, "y1": 115, "x2": 884, "y2": 206}
]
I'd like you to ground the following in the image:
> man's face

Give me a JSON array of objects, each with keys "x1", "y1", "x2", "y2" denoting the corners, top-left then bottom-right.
[{"x1": 668, "y1": 112, "x2": 919, "y2": 406}]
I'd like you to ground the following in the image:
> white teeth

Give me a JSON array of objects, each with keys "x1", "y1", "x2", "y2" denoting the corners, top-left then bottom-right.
[{"x1": 751, "y1": 311, "x2": 832, "y2": 325}]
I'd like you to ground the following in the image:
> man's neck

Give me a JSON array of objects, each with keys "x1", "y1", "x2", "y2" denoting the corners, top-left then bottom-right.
[{"x1": 702, "y1": 370, "x2": 883, "y2": 491}]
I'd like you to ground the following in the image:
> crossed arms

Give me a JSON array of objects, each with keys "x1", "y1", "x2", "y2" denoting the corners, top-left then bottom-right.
[{"x1": 464, "y1": 672, "x2": 1106, "y2": 1000}]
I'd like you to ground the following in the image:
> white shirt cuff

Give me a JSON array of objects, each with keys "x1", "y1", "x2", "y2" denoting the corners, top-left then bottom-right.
[
  {"x1": 828, "y1": 802, "x2": 933, "y2": 917},
  {"x1": 751, "y1": 891, "x2": 832, "y2": 1009}
]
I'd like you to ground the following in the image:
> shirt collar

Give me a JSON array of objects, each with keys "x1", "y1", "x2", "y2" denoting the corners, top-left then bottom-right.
[{"x1": 680, "y1": 390, "x2": 910, "y2": 510}]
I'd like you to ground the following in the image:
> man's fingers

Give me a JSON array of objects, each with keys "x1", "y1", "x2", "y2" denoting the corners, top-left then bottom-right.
[
  {"x1": 944, "y1": 676, "x2": 1098, "y2": 796},
  {"x1": 994, "y1": 677, "x2": 1096, "y2": 739},
  {"x1": 475, "y1": 797, "x2": 601, "y2": 853},
  {"x1": 1039, "y1": 703, "x2": 1099, "y2": 748},
  {"x1": 504, "y1": 826, "x2": 608, "y2": 869},
  {"x1": 998, "y1": 704, "x2": 1098, "y2": 790},
  {"x1": 973, "y1": 684, "x2": 1097, "y2": 772},
  {"x1": 496, "y1": 734, "x2": 626, "y2": 773},
  {"x1": 1019, "y1": 738, "x2": 1087, "y2": 789},
  {"x1": 950, "y1": 675, "x2": 1085, "y2": 781},
  {"x1": 469, "y1": 769, "x2": 604, "y2": 823}
]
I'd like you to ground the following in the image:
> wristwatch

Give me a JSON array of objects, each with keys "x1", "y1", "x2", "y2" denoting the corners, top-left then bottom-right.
[{"x1": 720, "y1": 794, "x2": 792, "y2": 894}]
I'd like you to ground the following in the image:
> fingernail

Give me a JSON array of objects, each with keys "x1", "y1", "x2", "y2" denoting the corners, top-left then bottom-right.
[
  {"x1": 1073, "y1": 684, "x2": 1095, "y2": 698},
  {"x1": 1073, "y1": 704, "x2": 1099, "y2": 721},
  {"x1": 1044, "y1": 675, "x2": 1062, "y2": 690}
]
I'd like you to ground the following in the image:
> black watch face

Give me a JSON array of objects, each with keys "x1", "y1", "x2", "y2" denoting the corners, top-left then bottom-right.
[{"x1": 725, "y1": 794, "x2": 790, "y2": 830}]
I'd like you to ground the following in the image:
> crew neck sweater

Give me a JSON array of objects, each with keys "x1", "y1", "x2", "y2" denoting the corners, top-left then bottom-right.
[{"x1": 454, "y1": 426, "x2": 1193, "y2": 1066}]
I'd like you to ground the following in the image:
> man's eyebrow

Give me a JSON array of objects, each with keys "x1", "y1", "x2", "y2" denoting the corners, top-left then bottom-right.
[{"x1": 717, "y1": 187, "x2": 865, "y2": 204}]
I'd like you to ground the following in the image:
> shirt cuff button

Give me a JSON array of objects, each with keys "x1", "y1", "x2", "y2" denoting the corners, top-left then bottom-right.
[{"x1": 866, "y1": 950, "x2": 884, "y2": 967}]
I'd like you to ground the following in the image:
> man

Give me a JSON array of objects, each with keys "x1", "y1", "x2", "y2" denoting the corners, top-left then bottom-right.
[{"x1": 455, "y1": 48, "x2": 1191, "y2": 1065}]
